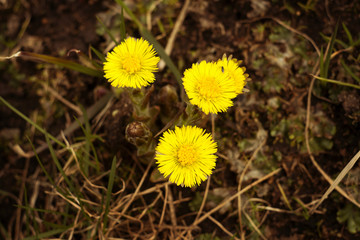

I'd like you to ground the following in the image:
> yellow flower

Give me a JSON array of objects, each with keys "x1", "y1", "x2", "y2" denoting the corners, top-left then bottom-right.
[
  {"x1": 155, "y1": 125, "x2": 217, "y2": 187},
  {"x1": 217, "y1": 57, "x2": 248, "y2": 95},
  {"x1": 182, "y1": 61, "x2": 237, "y2": 114},
  {"x1": 103, "y1": 38, "x2": 160, "y2": 88}
]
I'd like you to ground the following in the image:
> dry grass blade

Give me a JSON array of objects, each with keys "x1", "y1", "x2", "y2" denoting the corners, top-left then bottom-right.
[
  {"x1": 271, "y1": 17, "x2": 320, "y2": 56},
  {"x1": 208, "y1": 215, "x2": 240, "y2": 240},
  {"x1": 154, "y1": 183, "x2": 168, "y2": 238},
  {"x1": 310, "y1": 150, "x2": 360, "y2": 214},
  {"x1": 158, "y1": 0, "x2": 191, "y2": 70},
  {"x1": 68, "y1": 210, "x2": 81, "y2": 240},
  {"x1": 277, "y1": 180, "x2": 293, "y2": 211}
]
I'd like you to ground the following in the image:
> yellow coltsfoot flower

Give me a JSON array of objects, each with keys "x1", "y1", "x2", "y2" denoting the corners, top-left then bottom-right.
[
  {"x1": 217, "y1": 56, "x2": 248, "y2": 95},
  {"x1": 103, "y1": 37, "x2": 160, "y2": 88},
  {"x1": 155, "y1": 125, "x2": 217, "y2": 187},
  {"x1": 182, "y1": 61, "x2": 237, "y2": 114}
]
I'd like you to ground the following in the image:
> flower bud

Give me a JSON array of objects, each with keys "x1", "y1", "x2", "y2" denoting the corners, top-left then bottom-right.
[{"x1": 125, "y1": 121, "x2": 152, "y2": 147}]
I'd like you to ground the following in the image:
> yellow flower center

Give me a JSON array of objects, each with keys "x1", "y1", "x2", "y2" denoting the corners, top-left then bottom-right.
[
  {"x1": 177, "y1": 145, "x2": 197, "y2": 166},
  {"x1": 198, "y1": 78, "x2": 220, "y2": 100},
  {"x1": 122, "y1": 56, "x2": 141, "y2": 74}
]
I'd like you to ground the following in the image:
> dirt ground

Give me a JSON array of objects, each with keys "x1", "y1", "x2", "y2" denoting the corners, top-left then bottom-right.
[{"x1": 1, "y1": 0, "x2": 360, "y2": 239}]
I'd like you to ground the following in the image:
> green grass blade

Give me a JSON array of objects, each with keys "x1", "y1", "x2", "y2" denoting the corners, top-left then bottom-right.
[
  {"x1": 0, "y1": 223, "x2": 10, "y2": 240},
  {"x1": 19, "y1": 51, "x2": 103, "y2": 77},
  {"x1": 103, "y1": 156, "x2": 117, "y2": 232},
  {"x1": 96, "y1": 16, "x2": 119, "y2": 46},
  {"x1": 44, "y1": 134, "x2": 75, "y2": 192},
  {"x1": 23, "y1": 227, "x2": 71, "y2": 240},
  {"x1": 322, "y1": 21, "x2": 339, "y2": 78},
  {"x1": 312, "y1": 74, "x2": 360, "y2": 89},
  {"x1": 319, "y1": 47, "x2": 324, "y2": 78},
  {"x1": 90, "y1": 45, "x2": 106, "y2": 62},
  {"x1": 119, "y1": 7, "x2": 126, "y2": 42},
  {"x1": 16, "y1": 205, "x2": 73, "y2": 218},
  {"x1": 0, "y1": 189, "x2": 16, "y2": 198},
  {"x1": 320, "y1": 33, "x2": 348, "y2": 49},
  {"x1": 63, "y1": 204, "x2": 70, "y2": 226},
  {"x1": 351, "y1": 38, "x2": 360, "y2": 47},
  {"x1": 0, "y1": 96, "x2": 65, "y2": 148},
  {"x1": 81, "y1": 106, "x2": 96, "y2": 172},
  {"x1": 74, "y1": 110, "x2": 101, "y2": 173},
  {"x1": 96, "y1": 194, "x2": 105, "y2": 238},
  {"x1": 342, "y1": 22, "x2": 353, "y2": 45},
  {"x1": 293, "y1": 197, "x2": 310, "y2": 220},
  {"x1": 74, "y1": 118, "x2": 90, "y2": 176},
  {"x1": 340, "y1": 59, "x2": 360, "y2": 83},
  {"x1": 44, "y1": 135, "x2": 92, "y2": 222},
  {"x1": 114, "y1": 0, "x2": 140, "y2": 25},
  {"x1": 114, "y1": 0, "x2": 183, "y2": 91},
  {"x1": 27, "y1": 137, "x2": 60, "y2": 192},
  {"x1": 89, "y1": 139, "x2": 100, "y2": 172}
]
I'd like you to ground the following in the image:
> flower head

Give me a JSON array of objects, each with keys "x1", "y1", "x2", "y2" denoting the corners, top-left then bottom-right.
[
  {"x1": 103, "y1": 38, "x2": 160, "y2": 88},
  {"x1": 182, "y1": 61, "x2": 237, "y2": 114},
  {"x1": 155, "y1": 125, "x2": 217, "y2": 187},
  {"x1": 217, "y1": 57, "x2": 248, "y2": 95}
]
